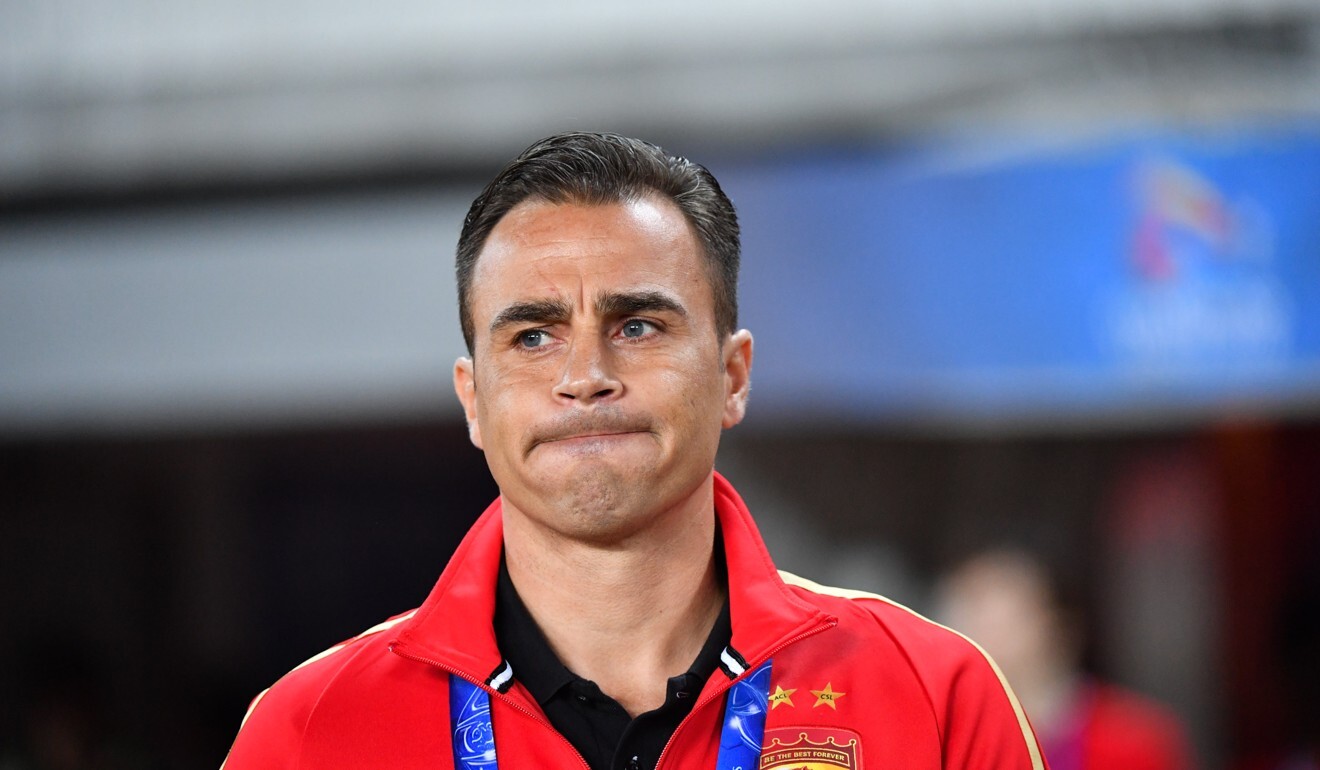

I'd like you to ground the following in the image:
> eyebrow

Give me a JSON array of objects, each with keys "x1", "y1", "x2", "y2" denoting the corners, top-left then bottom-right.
[
  {"x1": 488, "y1": 298, "x2": 573, "y2": 335},
  {"x1": 595, "y1": 290, "x2": 688, "y2": 320},
  {"x1": 487, "y1": 290, "x2": 688, "y2": 336}
]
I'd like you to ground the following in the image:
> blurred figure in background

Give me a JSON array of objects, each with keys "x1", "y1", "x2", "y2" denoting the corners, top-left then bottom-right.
[{"x1": 935, "y1": 548, "x2": 1195, "y2": 770}]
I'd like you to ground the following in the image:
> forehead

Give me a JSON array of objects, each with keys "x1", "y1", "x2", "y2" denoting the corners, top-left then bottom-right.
[{"x1": 469, "y1": 196, "x2": 712, "y2": 315}]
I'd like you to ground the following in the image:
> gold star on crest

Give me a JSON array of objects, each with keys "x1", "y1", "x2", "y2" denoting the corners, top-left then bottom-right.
[
  {"x1": 768, "y1": 685, "x2": 797, "y2": 709},
  {"x1": 811, "y1": 683, "x2": 846, "y2": 709}
]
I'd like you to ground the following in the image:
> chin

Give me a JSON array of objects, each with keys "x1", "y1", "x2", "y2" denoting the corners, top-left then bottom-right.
[
  {"x1": 501, "y1": 454, "x2": 711, "y2": 545},
  {"x1": 556, "y1": 471, "x2": 642, "y2": 533},
  {"x1": 527, "y1": 466, "x2": 661, "y2": 545}
]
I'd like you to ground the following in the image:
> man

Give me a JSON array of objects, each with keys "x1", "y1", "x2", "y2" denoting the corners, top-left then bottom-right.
[
  {"x1": 935, "y1": 549, "x2": 1194, "y2": 770},
  {"x1": 222, "y1": 132, "x2": 1047, "y2": 770}
]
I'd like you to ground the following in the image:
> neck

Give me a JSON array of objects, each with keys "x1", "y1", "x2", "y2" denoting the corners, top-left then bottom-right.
[{"x1": 502, "y1": 477, "x2": 725, "y2": 717}]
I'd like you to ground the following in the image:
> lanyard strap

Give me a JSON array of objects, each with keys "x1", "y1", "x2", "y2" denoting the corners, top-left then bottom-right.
[
  {"x1": 450, "y1": 674, "x2": 498, "y2": 769},
  {"x1": 448, "y1": 659, "x2": 773, "y2": 770},
  {"x1": 715, "y1": 659, "x2": 773, "y2": 770}
]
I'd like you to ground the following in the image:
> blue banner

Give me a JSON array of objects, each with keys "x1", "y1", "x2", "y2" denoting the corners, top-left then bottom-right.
[{"x1": 717, "y1": 124, "x2": 1320, "y2": 423}]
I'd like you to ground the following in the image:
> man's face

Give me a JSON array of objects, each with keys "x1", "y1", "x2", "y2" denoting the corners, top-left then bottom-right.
[{"x1": 453, "y1": 195, "x2": 752, "y2": 544}]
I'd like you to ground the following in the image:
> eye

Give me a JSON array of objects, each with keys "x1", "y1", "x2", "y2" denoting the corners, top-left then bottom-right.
[
  {"x1": 517, "y1": 329, "x2": 549, "y2": 348},
  {"x1": 620, "y1": 319, "x2": 657, "y2": 339}
]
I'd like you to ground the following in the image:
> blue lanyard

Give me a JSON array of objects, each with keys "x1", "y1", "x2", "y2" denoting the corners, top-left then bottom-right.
[
  {"x1": 449, "y1": 660, "x2": 773, "y2": 770},
  {"x1": 450, "y1": 675, "x2": 498, "y2": 769}
]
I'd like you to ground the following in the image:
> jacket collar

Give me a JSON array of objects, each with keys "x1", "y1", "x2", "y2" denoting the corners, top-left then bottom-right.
[{"x1": 390, "y1": 471, "x2": 833, "y2": 684}]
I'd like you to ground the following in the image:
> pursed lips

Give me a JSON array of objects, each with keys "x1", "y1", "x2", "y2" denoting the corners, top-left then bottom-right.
[
  {"x1": 527, "y1": 411, "x2": 655, "y2": 456},
  {"x1": 529, "y1": 428, "x2": 652, "y2": 456},
  {"x1": 541, "y1": 430, "x2": 633, "y2": 443},
  {"x1": 539, "y1": 430, "x2": 644, "y2": 445}
]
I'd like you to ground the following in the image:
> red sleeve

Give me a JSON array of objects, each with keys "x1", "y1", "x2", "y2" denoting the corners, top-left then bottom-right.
[{"x1": 929, "y1": 632, "x2": 1050, "y2": 770}]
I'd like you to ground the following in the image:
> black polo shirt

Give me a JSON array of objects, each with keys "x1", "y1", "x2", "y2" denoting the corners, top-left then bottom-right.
[{"x1": 493, "y1": 559, "x2": 731, "y2": 770}]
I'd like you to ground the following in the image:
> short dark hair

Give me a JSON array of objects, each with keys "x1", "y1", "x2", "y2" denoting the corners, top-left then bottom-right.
[{"x1": 455, "y1": 131, "x2": 740, "y2": 353}]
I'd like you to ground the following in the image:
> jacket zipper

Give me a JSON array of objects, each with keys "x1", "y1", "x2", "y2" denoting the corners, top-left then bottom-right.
[
  {"x1": 389, "y1": 644, "x2": 592, "y2": 770},
  {"x1": 653, "y1": 617, "x2": 837, "y2": 770}
]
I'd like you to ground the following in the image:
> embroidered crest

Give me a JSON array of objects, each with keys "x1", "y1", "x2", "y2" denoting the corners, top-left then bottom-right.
[{"x1": 760, "y1": 727, "x2": 862, "y2": 769}]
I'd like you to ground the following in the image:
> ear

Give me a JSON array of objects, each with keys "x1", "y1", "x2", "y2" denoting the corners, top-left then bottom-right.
[
  {"x1": 721, "y1": 329, "x2": 754, "y2": 429},
  {"x1": 453, "y1": 356, "x2": 483, "y2": 449}
]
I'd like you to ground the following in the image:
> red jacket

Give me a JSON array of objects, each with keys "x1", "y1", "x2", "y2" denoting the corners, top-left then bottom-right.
[{"x1": 223, "y1": 472, "x2": 1047, "y2": 770}]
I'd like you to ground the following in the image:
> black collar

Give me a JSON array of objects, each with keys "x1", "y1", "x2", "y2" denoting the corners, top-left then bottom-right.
[{"x1": 493, "y1": 554, "x2": 732, "y2": 707}]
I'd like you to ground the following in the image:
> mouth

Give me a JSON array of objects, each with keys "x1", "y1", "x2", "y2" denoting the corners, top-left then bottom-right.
[
  {"x1": 541, "y1": 430, "x2": 642, "y2": 444},
  {"x1": 529, "y1": 427, "x2": 653, "y2": 458}
]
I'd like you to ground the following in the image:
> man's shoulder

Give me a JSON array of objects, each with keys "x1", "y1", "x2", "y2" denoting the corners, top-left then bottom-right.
[
  {"x1": 776, "y1": 570, "x2": 1047, "y2": 770},
  {"x1": 222, "y1": 609, "x2": 419, "y2": 768},
  {"x1": 776, "y1": 569, "x2": 1000, "y2": 678},
  {"x1": 272, "y1": 608, "x2": 418, "y2": 695}
]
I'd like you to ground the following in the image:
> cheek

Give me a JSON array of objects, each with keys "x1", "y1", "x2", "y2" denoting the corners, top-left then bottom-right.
[
  {"x1": 480, "y1": 355, "x2": 556, "y2": 398},
  {"x1": 645, "y1": 351, "x2": 726, "y2": 417},
  {"x1": 645, "y1": 356, "x2": 708, "y2": 399},
  {"x1": 476, "y1": 359, "x2": 563, "y2": 432}
]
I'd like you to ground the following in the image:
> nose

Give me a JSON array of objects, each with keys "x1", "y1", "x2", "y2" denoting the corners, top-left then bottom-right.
[{"x1": 553, "y1": 336, "x2": 622, "y2": 403}]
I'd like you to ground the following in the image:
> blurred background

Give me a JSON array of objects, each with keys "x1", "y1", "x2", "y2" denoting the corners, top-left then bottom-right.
[{"x1": 3, "y1": 1, "x2": 1320, "y2": 768}]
